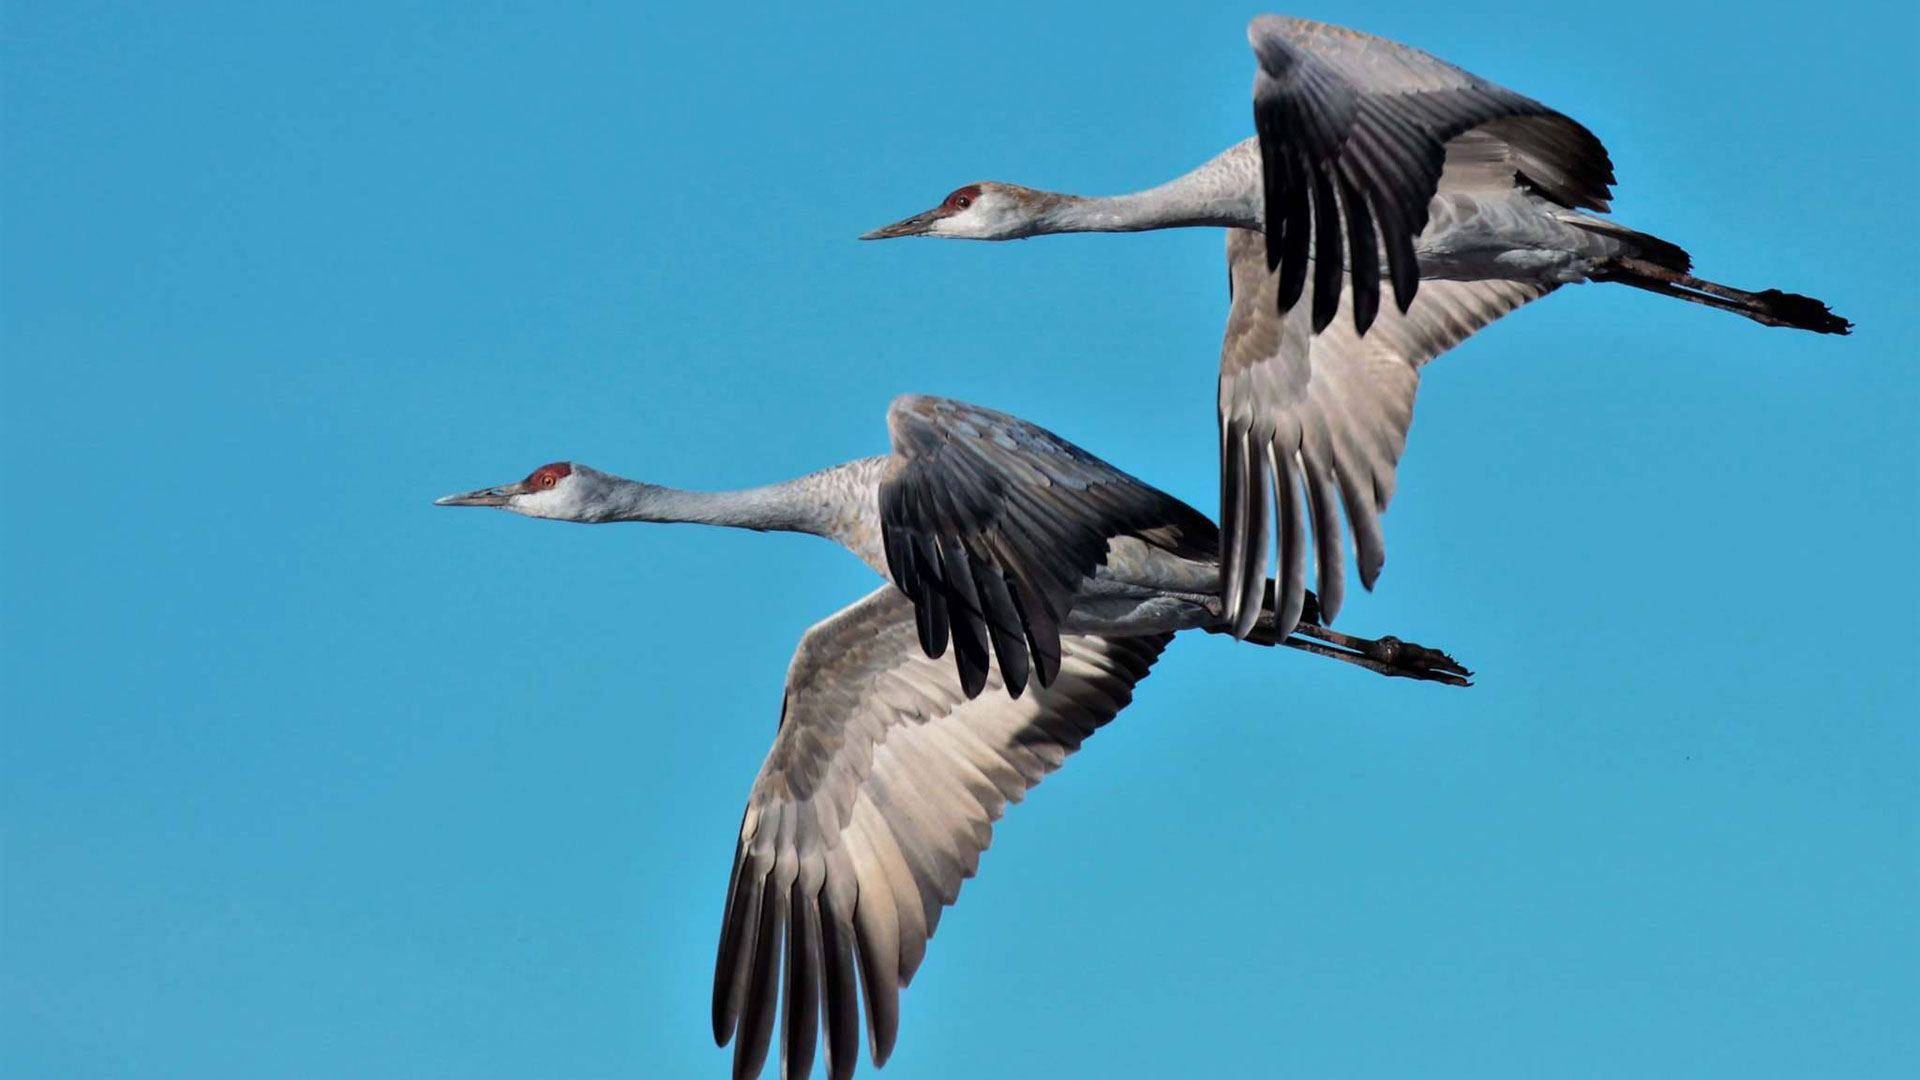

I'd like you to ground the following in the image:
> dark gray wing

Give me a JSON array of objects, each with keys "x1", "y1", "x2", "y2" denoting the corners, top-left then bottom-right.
[
  {"x1": 1248, "y1": 14, "x2": 1611, "y2": 334},
  {"x1": 712, "y1": 586, "x2": 1169, "y2": 1080},
  {"x1": 1218, "y1": 227, "x2": 1555, "y2": 637},
  {"x1": 879, "y1": 393, "x2": 1213, "y2": 699}
]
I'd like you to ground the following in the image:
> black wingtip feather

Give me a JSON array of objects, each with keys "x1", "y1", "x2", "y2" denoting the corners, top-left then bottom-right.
[
  {"x1": 732, "y1": 867, "x2": 783, "y2": 1080},
  {"x1": 819, "y1": 911, "x2": 860, "y2": 1080},
  {"x1": 1340, "y1": 174, "x2": 1380, "y2": 336},
  {"x1": 969, "y1": 556, "x2": 1031, "y2": 698},
  {"x1": 913, "y1": 579, "x2": 948, "y2": 662},
  {"x1": 1255, "y1": 109, "x2": 1288, "y2": 275},
  {"x1": 1004, "y1": 575, "x2": 1061, "y2": 689},
  {"x1": 1387, "y1": 238, "x2": 1420, "y2": 314},
  {"x1": 713, "y1": 843, "x2": 751, "y2": 1046},
  {"x1": 1276, "y1": 154, "x2": 1312, "y2": 313},
  {"x1": 935, "y1": 538, "x2": 992, "y2": 699},
  {"x1": 782, "y1": 889, "x2": 821, "y2": 1080},
  {"x1": 1309, "y1": 165, "x2": 1343, "y2": 333}
]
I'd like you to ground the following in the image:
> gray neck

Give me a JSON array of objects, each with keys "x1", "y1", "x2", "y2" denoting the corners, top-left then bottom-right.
[
  {"x1": 599, "y1": 476, "x2": 835, "y2": 536},
  {"x1": 585, "y1": 459, "x2": 888, "y2": 571},
  {"x1": 1037, "y1": 139, "x2": 1262, "y2": 233}
]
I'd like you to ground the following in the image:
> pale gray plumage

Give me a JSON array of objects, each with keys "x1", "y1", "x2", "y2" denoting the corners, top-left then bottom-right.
[
  {"x1": 860, "y1": 14, "x2": 1849, "y2": 646},
  {"x1": 714, "y1": 586, "x2": 1167, "y2": 1080},
  {"x1": 436, "y1": 393, "x2": 1471, "y2": 1080},
  {"x1": 1217, "y1": 228, "x2": 1555, "y2": 636}
]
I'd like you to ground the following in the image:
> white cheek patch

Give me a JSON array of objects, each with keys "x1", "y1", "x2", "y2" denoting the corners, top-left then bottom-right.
[
  {"x1": 935, "y1": 206, "x2": 994, "y2": 239},
  {"x1": 510, "y1": 488, "x2": 568, "y2": 519},
  {"x1": 930, "y1": 211, "x2": 968, "y2": 236}
]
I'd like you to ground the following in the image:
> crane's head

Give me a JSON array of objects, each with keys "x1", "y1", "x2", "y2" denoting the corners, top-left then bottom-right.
[
  {"x1": 435, "y1": 462, "x2": 594, "y2": 520},
  {"x1": 859, "y1": 182, "x2": 1061, "y2": 241}
]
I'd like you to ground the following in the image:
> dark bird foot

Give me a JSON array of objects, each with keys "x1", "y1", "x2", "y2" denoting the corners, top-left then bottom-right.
[{"x1": 1362, "y1": 635, "x2": 1474, "y2": 686}]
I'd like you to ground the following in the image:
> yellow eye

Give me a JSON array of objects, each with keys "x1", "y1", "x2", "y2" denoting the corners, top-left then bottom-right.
[{"x1": 540, "y1": 473, "x2": 557, "y2": 489}]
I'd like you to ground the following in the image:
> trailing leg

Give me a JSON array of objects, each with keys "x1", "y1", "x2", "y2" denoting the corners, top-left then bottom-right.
[
  {"x1": 1593, "y1": 255, "x2": 1852, "y2": 335},
  {"x1": 1209, "y1": 586, "x2": 1472, "y2": 686},
  {"x1": 1287, "y1": 622, "x2": 1472, "y2": 686}
]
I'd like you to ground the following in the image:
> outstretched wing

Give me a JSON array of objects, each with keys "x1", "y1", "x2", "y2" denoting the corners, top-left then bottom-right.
[
  {"x1": 1218, "y1": 227, "x2": 1555, "y2": 637},
  {"x1": 1248, "y1": 14, "x2": 1611, "y2": 334},
  {"x1": 879, "y1": 393, "x2": 1213, "y2": 699},
  {"x1": 712, "y1": 586, "x2": 1169, "y2": 1080}
]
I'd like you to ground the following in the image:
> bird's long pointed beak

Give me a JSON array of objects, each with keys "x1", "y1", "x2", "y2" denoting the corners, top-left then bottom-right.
[
  {"x1": 434, "y1": 481, "x2": 525, "y2": 507},
  {"x1": 859, "y1": 208, "x2": 942, "y2": 240}
]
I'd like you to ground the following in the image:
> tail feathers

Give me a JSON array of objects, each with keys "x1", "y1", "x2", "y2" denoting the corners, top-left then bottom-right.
[{"x1": 1594, "y1": 255, "x2": 1853, "y2": 336}]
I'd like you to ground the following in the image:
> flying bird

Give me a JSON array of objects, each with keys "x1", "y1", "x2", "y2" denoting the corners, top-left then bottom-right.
[
  {"x1": 437, "y1": 393, "x2": 1469, "y2": 1080},
  {"x1": 862, "y1": 14, "x2": 1850, "y2": 646}
]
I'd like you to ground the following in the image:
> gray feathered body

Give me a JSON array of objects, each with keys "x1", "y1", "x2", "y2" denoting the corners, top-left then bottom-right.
[
  {"x1": 1168, "y1": 137, "x2": 1666, "y2": 283},
  {"x1": 800, "y1": 462, "x2": 1231, "y2": 642}
]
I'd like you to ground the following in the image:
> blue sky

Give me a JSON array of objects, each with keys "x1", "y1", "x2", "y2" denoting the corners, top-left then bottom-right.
[{"x1": 3, "y1": 2, "x2": 1915, "y2": 1077}]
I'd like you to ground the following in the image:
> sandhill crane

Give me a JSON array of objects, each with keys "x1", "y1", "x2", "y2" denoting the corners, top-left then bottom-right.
[
  {"x1": 437, "y1": 393, "x2": 1468, "y2": 1080},
  {"x1": 861, "y1": 14, "x2": 1850, "y2": 646}
]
